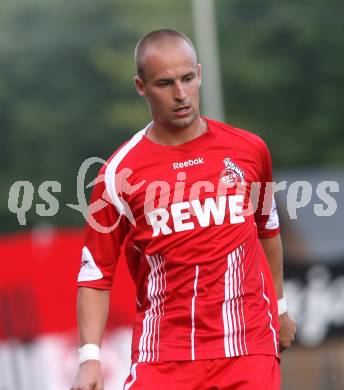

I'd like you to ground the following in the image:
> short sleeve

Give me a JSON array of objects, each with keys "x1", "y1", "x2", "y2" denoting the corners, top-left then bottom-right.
[
  {"x1": 254, "y1": 139, "x2": 280, "y2": 239},
  {"x1": 77, "y1": 165, "x2": 128, "y2": 290}
]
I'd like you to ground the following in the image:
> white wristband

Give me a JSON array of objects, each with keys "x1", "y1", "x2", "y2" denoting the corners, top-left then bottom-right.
[
  {"x1": 278, "y1": 296, "x2": 288, "y2": 316},
  {"x1": 79, "y1": 343, "x2": 101, "y2": 364}
]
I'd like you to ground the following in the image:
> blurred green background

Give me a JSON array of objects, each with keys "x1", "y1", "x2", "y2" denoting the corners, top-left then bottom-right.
[{"x1": 1, "y1": 0, "x2": 343, "y2": 232}]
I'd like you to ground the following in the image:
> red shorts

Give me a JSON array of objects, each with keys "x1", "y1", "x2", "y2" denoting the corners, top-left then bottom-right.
[{"x1": 123, "y1": 355, "x2": 280, "y2": 390}]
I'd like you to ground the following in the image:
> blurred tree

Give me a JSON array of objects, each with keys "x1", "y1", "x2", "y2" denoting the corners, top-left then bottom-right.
[
  {"x1": 0, "y1": 0, "x2": 191, "y2": 232},
  {"x1": 216, "y1": 0, "x2": 344, "y2": 166}
]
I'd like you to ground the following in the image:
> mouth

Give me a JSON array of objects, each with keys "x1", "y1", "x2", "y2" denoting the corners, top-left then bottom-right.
[{"x1": 173, "y1": 105, "x2": 191, "y2": 117}]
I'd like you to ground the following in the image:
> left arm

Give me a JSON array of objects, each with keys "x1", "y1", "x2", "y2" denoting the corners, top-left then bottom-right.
[
  {"x1": 253, "y1": 135, "x2": 296, "y2": 351},
  {"x1": 260, "y1": 234, "x2": 284, "y2": 299},
  {"x1": 260, "y1": 234, "x2": 296, "y2": 352}
]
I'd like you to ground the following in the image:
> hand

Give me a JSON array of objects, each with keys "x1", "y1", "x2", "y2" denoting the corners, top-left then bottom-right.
[
  {"x1": 279, "y1": 312, "x2": 296, "y2": 352},
  {"x1": 71, "y1": 360, "x2": 103, "y2": 390}
]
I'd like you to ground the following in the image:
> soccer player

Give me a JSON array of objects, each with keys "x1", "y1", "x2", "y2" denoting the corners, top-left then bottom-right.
[{"x1": 71, "y1": 29, "x2": 296, "y2": 390}]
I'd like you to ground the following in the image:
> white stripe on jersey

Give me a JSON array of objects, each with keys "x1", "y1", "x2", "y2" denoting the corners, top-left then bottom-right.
[
  {"x1": 265, "y1": 196, "x2": 280, "y2": 230},
  {"x1": 231, "y1": 249, "x2": 240, "y2": 355},
  {"x1": 222, "y1": 244, "x2": 247, "y2": 357},
  {"x1": 191, "y1": 265, "x2": 199, "y2": 361},
  {"x1": 77, "y1": 246, "x2": 103, "y2": 282},
  {"x1": 231, "y1": 250, "x2": 241, "y2": 356},
  {"x1": 223, "y1": 251, "x2": 233, "y2": 356},
  {"x1": 144, "y1": 256, "x2": 157, "y2": 361},
  {"x1": 105, "y1": 124, "x2": 150, "y2": 215},
  {"x1": 138, "y1": 254, "x2": 166, "y2": 362},
  {"x1": 228, "y1": 251, "x2": 236, "y2": 355},
  {"x1": 150, "y1": 255, "x2": 163, "y2": 361},
  {"x1": 156, "y1": 255, "x2": 166, "y2": 362},
  {"x1": 140, "y1": 255, "x2": 157, "y2": 362},
  {"x1": 260, "y1": 271, "x2": 279, "y2": 356},
  {"x1": 238, "y1": 245, "x2": 248, "y2": 355},
  {"x1": 123, "y1": 363, "x2": 138, "y2": 390}
]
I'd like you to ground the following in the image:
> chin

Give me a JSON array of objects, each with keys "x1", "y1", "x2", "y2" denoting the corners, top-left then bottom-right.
[{"x1": 171, "y1": 114, "x2": 197, "y2": 129}]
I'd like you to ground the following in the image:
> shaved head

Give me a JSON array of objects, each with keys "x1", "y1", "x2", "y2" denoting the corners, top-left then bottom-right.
[
  {"x1": 135, "y1": 29, "x2": 198, "y2": 80},
  {"x1": 134, "y1": 29, "x2": 202, "y2": 133}
]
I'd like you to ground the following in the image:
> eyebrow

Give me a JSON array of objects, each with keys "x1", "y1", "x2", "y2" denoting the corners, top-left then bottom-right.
[
  {"x1": 155, "y1": 71, "x2": 196, "y2": 84},
  {"x1": 155, "y1": 77, "x2": 174, "y2": 84},
  {"x1": 182, "y1": 71, "x2": 196, "y2": 78}
]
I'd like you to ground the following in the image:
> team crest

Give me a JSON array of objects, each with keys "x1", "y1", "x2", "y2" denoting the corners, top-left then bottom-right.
[{"x1": 220, "y1": 157, "x2": 245, "y2": 187}]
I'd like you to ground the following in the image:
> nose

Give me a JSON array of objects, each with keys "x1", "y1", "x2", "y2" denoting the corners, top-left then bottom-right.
[{"x1": 173, "y1": 81, "x2": 187, "y2": 101}]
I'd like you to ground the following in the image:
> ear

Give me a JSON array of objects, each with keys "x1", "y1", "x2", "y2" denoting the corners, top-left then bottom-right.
[
  {"x1": 197, "y1": 63, "x2": 202, "y2": 87},
  {"x1": 135, "y1": 76, "x2": 146, "y2": 97}
]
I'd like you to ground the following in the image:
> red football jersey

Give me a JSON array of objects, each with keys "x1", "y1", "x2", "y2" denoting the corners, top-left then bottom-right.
[{"x1": 78, "y1": 117, "x2": 280, "y2": 362}]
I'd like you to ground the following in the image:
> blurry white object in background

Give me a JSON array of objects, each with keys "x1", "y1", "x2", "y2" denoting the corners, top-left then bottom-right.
[{"x1": 0, "y1": 328, "x2": 132, "y2": 390}]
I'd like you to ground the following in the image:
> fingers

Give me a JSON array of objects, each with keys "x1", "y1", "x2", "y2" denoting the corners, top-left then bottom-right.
[
  {"x1": 279, "y1": 313, "x2": 296, "y2": 352},
  {"x1": 72, "y1": 384, "x2": 100, "y2": 390},
  {"x1": 279, "y1": 336, "x2": 293, "y2": 352},
  {"x1": 70, "y1": 377, "x2": 104, "y2": 390},
  {"x1": 71, "y1": 376, "x2": 103, "y2": 390},
  {"x1": 95, "y1": 378, "x2": 104, "y2": 390}
]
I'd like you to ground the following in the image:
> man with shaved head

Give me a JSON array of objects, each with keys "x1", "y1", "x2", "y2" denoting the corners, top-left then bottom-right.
[
  {"x1": 72, "y1": 29, "x2": 295, "y2": 390},
  {"x1": 134, "y1": 29, "x2": 205, "y2": 144}
]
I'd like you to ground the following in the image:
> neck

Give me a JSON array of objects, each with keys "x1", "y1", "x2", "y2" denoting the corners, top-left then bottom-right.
[{"x1": 146, "y1": 116, "x2": 207, "y2": 146}]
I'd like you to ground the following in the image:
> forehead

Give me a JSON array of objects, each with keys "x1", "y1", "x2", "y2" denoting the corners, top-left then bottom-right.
[{"x1": 141, "y1": 40, "x2": 197, "y2": 81}]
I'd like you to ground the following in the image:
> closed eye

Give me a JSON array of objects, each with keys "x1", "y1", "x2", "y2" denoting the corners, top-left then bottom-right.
[
  {"x1": 183, "y1": 73, "x2": 196, "y2": 82},
  {"x1": 156, "y1": 80, "x2": 172, "y2": 87}
]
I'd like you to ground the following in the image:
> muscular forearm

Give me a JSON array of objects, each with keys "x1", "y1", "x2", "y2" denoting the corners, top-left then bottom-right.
[
  {"x1": 260, "y1": 234, "x2": 284, "y2": 299},
  {"x1": 77, "y1": 287, "x2": 110, "y2": 346}
]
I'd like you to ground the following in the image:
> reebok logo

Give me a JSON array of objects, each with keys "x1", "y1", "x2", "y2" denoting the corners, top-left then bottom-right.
[{"x1": 172, "y1": 157, "x2": 204, "y2": 170}]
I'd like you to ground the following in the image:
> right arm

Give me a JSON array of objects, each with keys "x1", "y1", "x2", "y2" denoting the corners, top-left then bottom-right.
[
  {"x1": 71, "y1": 287, "x2": 110, "y2": 390},
  {"x1": 78, "y1": 287, "x2": 109, "y2": 347},
  {"x1": 71, "y1": 162, "x2": 129, "y2": 389}
]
